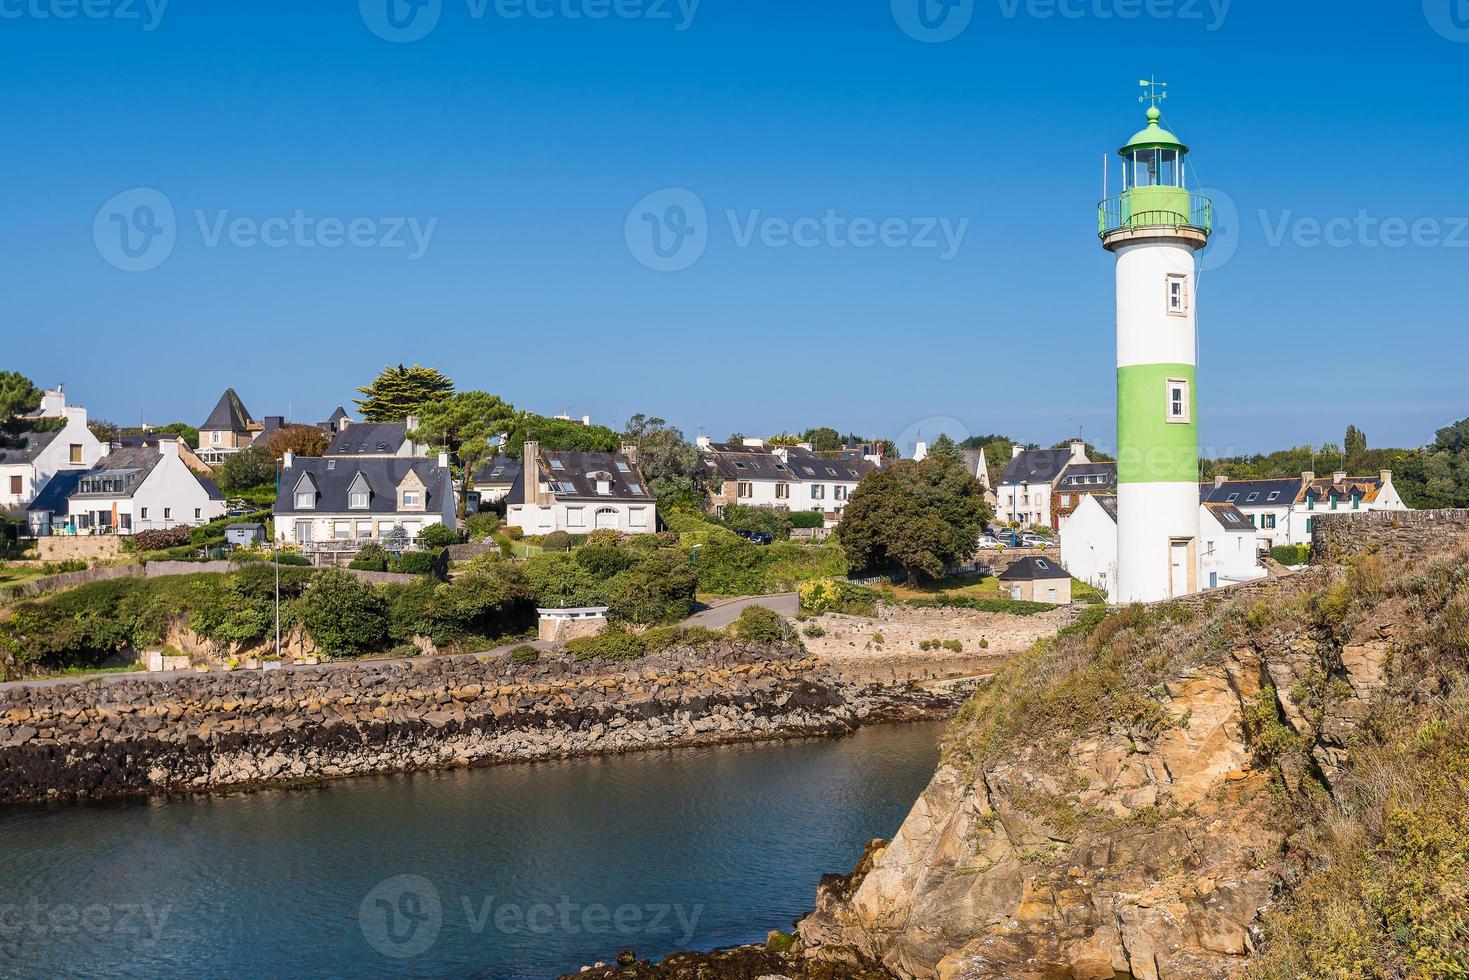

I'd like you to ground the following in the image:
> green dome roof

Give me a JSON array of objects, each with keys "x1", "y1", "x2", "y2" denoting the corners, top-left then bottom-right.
[{"x1": 1119, "y1": 107, "x2": 1188, "y2": 155}]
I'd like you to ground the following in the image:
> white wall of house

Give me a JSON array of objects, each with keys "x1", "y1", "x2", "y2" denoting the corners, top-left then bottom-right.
[
  {"x1": 1200, "y1": 515, "x2": 1265, "y2": 589},
  {"x1": 996, "y1": 481, "x2": 1054, "y2": 527},
  {"x1": 65, "y1": 443, "x2": 223, "y2": 533},
  {"x1": 506, "y1": 499, "x2": 655, "y2": 535},
  {"x1": 1283, "y1": 475, "x2": 1407, "y2": 547},
  {"x1": 1059, "y1": 495, "x2": 1117, "y2": 596},
  {"x1": 0, "y1": 405, "x2": 104, "y2": 509},
  {"x1": 278, "y1": 513, "x2": 446, "y2": 546}
]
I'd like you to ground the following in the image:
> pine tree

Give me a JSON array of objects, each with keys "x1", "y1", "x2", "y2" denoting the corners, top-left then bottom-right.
[{"x1": 354, "y1": 364, "x2": 455, "y2": 422}]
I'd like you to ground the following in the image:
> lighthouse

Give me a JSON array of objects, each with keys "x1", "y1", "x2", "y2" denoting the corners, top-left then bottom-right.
[{"x1": 1099, "y1": 84, "x2": 1212, "y2": 603}]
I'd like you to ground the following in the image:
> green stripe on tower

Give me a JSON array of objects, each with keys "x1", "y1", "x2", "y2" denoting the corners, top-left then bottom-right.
[{"x1": 1116, "y1": 362, "x2": 1198, "y2": 485}]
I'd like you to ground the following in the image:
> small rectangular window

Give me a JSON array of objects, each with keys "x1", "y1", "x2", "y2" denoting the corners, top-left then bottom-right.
[
  {"x1": 295, "y1": 491, "x2": 315, "y2": 509},
  {"x1": 1165, "y1": 378, "x2": 1190, "y2": 424},
  {"x1": 163, "y1": 508, "x2": 171, "y2": 520},
  {"x1": 70, "y1": 444, "x2": 83, "y2": 464},
  {"x1": 1166, "y1": 274, "x2": 1188, "y2": 316}
]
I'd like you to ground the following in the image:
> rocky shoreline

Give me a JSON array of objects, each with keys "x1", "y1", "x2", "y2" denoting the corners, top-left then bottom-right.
[{"x1": 0, "y1": 642, "x2": 966, "y2": 804}]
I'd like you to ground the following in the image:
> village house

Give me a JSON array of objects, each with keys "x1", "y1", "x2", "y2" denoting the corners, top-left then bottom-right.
[
  {"x1": 115, "y1": 431, "x2": 213, "y2": 477},
  {"x1": 697, "y1": 437, "x2": 875, "y2": 526},
  {"x1": 0, "y1": 387, "x2": 106, "y2": 511},
  {"x1": 271, "y1": 452, "x2": 456, "y2": 557},
  {"x1": 505, "y1": 441, "x2": 656, "y2": 535},
  {"x1": 995, "y1": 441, "x2": 1117, "y2": 530},
  {"x1": 1200, "y1": 470, "x2": 1407, "y2": 549},
  {"x1": 28, "y1": 437, "x2": 226, "y2": 536},
  {"x1": 196, "y1": 388, "x2": 262, "y2": 465},
  {"x1": 998, "y1": 555, "x2": 1073, "y2": 604},
  {"x1": 320, "y1": 416, "x2": 429, "y2": 457},
  {"x1": 1060, "y1": 492, "x2": 1262, "y2": 601},
  {"x1": 469, "y1": 455, "x2": 523, "y2": 506}
]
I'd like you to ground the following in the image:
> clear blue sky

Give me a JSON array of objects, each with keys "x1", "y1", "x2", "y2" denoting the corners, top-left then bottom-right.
[{"x1": 4, "y1": 0, "x2": 1467, "y2": 457}]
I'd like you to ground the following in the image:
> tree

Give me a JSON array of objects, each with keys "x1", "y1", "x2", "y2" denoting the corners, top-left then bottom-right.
[
  {"x1": 839, "y1": 455, "x2": 990, "y2": 585},
  {"x1": 156, "y1": 422, "x2": 199, "y2": 448},
  {"x1": 0, "y1": 372, "x2": 41, "y2": 429},
  {"x1": 264, "y1": 424, "x2": 328, "y2": 461},
  {"x1": 928, "y1": 433, "x2": 964, "y2": 463},
  {"x1": 87, "y1": 419, "x2": 120, "y2": 444},
  {"x1": 503, "y1": 415, "x2": 621, "y2": 459},
  {"x1": 801, "y1": 427, "x2": 844, "y2": 453},
  {"x1": 1344, "y1": 425, "x2": 1368, "y2": 460},
  {"x1": 623, "y1": 414, "x2": 709, "y2": 510},
  {"x1": 296, "y1": 569, "x2": 387, "y2": 655},
  {"x1": 216, "y1": 445, "x2": 277, "y2": 492},
  {"x1": 411, "y1": 391, "x2": 519, "y2": 516},
  {"x1": 1048, "y1": 439, "x2": 1115, "y2": 462},
  {"x1": 767, "y1": 432, "x2": 801, "y2": 447},
  {"x1": 354, "y1": 364, "x2": 454, "y2": 422}
]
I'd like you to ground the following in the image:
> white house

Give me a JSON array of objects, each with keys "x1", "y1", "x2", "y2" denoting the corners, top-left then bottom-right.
[
  {"x1": 272, "y1": 452, "x2": 456, "y2": 554},
  {"x1": 1201, "y1": 470, "x2": 1408, "y2": 549},
  {"x1": 995, "y1": 441, "x2": 1116, "y2": 531},
  {"x1": 1060, "y1": 492, "x2": 1263, "y2": 601},
  {"x1": 43, "y1": 438, "x2": 226, "y2": 535},
  {"x1": 505, "y1": 442, "x2": 656, "y2": 535},
  {"x1": 697, "y1": 437, "x2": 875, "y2": 526},
  {"x1": 1, "y1": 387, "x2": 106, "y2": 511},
  {"x1": 470, "y1": 455, "x2": 523, "y2": 506}
]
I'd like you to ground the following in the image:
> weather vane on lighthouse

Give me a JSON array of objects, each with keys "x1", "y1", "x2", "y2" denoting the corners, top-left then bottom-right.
[{"x1": 1138, "y1": 75, "x2": 1168, "y2": 109}]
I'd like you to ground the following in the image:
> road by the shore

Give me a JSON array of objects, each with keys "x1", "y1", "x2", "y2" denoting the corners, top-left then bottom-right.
[{"x1": 683, "y1": 593, "x2": 799, "y2": 629}]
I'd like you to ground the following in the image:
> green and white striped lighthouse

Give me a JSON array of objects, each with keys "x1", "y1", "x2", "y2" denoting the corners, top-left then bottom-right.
[{"x1": 1099, "y1": 86, "x2": 1213, "y2": 602}]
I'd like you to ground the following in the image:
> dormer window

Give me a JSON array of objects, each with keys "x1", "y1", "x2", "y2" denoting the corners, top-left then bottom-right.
[
  {"x1": 295, "y1": 490, "x2": 315, "y2": 509},
  {"x1": 402, "y1": 490, "x2": 420, "y2": 506},
  {"x1": 597, "y1": 480, "x2": 612, "y2": 495}
]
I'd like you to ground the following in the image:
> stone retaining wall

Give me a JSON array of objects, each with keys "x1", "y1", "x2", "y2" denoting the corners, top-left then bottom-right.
[
  {"x1": 1312, "y1": 508, "x2": 1469, "y2": 562},
  {"x1": 0, "y1": 642, "x2": 954, "y2": 802}
]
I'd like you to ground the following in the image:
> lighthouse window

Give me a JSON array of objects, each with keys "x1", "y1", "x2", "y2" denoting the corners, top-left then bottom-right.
[
  {"x1": 1132, "y1": 149, "x2": 1158, "y2": 187},
  {"x1": 1158, "y1": 149, "x2": 1178, "y2": 187},
  {"x1": 1166, "y1": 274, "x2": 1188, "y2": 315},
  {"x1": 1165, "y1": 379, "x2": 1190, "y2": 424}
]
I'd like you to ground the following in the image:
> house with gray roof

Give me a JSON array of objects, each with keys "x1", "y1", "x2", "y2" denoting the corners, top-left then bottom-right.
[
  {"x1": 31, "y1": 438, "x2": 225, "y2": 536},
  {"x1": 695, "y1": 436, "x2": 876, "y2": 526},
  {"x1": 1, "y1": 386, "x2": 105, "y2": 513},
  {"x1": 470, "y1": 455, "x2": 523, "y2": 506},
  {"x1": 273, "y1": 451, "x2": 455, "y2": 558},
  {"x1": 1201, "y1": 469, "x2": 1407, "y2": 549},
  {"x1": 996, "y1": 441, "x2": 1117, "y2": 531},
  {"x1": 197, "y1": 388, "x2": 260, "y2": 465},
  {"x1": 505, "y1": 441, "x2": 655, "y2": 535}
]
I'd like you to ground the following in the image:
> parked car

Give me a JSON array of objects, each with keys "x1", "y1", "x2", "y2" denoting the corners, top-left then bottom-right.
[
  {"x1": 1020, "y1": 534, "x2": 1054, "y2": 549},
  {"x1": 975, "y1": 534, "x2": 1000, "y2": 550},
  {"x1": 735, "y1": 529, "x2": 774, "y2": 546}
]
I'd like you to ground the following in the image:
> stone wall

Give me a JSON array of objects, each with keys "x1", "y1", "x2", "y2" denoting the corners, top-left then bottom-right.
[
  {"x1": 0, "y1": 642, "x2": 956, "y2": 803},
  {"x1": 31, "y1": 536, "x2": 122, "y2": 561},
  {"x1": 1, "y1": 559, "x2": 421, "y2": 605},
  {"x1": 1312, "y1": 508, "x2": 1469, "y2": 563}
]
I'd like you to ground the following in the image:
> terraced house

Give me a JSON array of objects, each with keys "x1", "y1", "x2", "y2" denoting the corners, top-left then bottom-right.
[
  {"x1": 995, "y1": 441, "x2": 1117, "y2": 530},
  {"x1": 696, "y1": 437, "x2": 876, "y2": 526},
  {"x1": 1201, "y1": 469, "x2": 1407, "y2": 549}
]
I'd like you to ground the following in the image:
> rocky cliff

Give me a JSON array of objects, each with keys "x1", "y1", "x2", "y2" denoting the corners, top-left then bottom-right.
[{"x1": 791, "y1": 511, "x2": 1469, "y2": 979}]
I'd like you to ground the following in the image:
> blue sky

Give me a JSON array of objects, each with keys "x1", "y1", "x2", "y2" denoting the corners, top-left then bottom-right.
[{"x1": 4, "y1": 0, "x2": 1467, "y2": 457}]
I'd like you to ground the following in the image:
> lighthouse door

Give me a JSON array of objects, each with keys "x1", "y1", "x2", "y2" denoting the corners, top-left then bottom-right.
[{"x1": 1169, "y1": 540, "x2": 1190, "y2": 597}]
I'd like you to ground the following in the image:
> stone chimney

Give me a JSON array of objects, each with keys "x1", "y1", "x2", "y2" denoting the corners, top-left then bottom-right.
[
  {"x1": 696, "y1": 435, "x2": 711, "y2": 449},
  {"x1": 1214, "y1": 474, "x2": 1227, "y2": 489},
  {"x1": 1332, "y1": 471, "x2": 1347, "y2": 485},
  {"x1": 283, "y1": 451, "x2": 294, "y2": 469},
  {"x1": 405, "y1": 414, "x2": 418, "y2": 433},
  {"x1": 581, "y1": 415, "x2": 591, "y2": 426},
  {"x1": 1069, "y1": 440, "x2": 1088, "y2": 463},
  {"x1": 742, "y1": 437, "x2": 765, "y2": 448},
  {"x1": 1380, "y1": 469, "x2": 1392, "y2": 486},
  {"x1": 1301, "y1": 470, "x2": 1314, "y2": 485},
  {"x1": 338, "y1": 417, "x2": 351, "y2": 430},
  {"x1": 39, "y1": 387, "x2": 66, "y2": 417},
  {"x1": 620, "y1": 443, "x2": 639, "y2": 466},
  {"x1": 523, "y1": 440, "x2": 540, "y2": 505}
]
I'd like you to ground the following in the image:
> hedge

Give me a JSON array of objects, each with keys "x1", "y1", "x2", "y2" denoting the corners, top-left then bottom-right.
[{"x1": 1270, "y1": 544, "x2": 1311, "y2": 566}]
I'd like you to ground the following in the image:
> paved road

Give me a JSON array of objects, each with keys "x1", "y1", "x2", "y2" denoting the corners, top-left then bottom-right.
[{"x1": 682, "y1": 593, "x2": 799, "y2": 629}]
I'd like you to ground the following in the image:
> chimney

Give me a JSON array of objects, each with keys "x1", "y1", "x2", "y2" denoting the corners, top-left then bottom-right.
[
  {"x1": 913, "y1": 441, "x2": 928, "y2": 462},
  {"x1": 581, "y1": 415, "x2": 591, "y2": 426},
  {"x1": 1332, "y1": 471, "x2": 1347, "y2": 485},
  {"x1": 158, "y1": 437, "x2": 180, "y2": 459},
  {"x1": 405, "y1": 414, "x2": 418, "y2": 432},
  {"x1": 1012, "y1": 445, "x2": 1024, "y2": 459},
  {"x1": 283, "y1": 451, "x2": 294, "y2": 469},
  {"x1": 1069, "y1": 440, "x2": 1087, "y2": 463},
  {"x1": 1214, "y1": 474, "x2": 1227, "y2": 489},
  {"x1": 1380, "y1": 469, "x2": 1392, "y2": 486},
  {"x1": 620, "y1": 442, "x2": 639, "y2": 466},
  {"x1": 523, "y1": 440, "x2": 540, "y2": 505},
  {"x1": 742, "y1": 437, "x2": 765, "y2": 448},
  {"x1": 1301, "y1": 470, "x2": 1314, "y2": 484},
  {"x1": 339, "y1": 417, "x2": 351, "y2": 430},
  {"x1": 438, "y1": 451, "x2": 450, "y2": 469},
  {"x1": 797, "y1": 441, "x2": 813, "y2": 452},
  {"x1": 696, "y1": 435, "x2": 711, "y2": 449},
  {"x1": 39, "y1": 388, "x2": 66, "y2": 417}
]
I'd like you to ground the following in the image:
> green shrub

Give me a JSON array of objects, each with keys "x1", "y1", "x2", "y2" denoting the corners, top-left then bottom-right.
[
  {"x1": 134, "y1": 526, "x2": 192, "y2": 551},
  {"x1": 348, "y1": 543, "x2": 389, "y2": 571},
  {"x1": 504, "y1": 525, "x2": 525, "y2": 540},
  {"x1": 943, "y1": 639, "x2": 963, "y2": 653},
  {"x1": 575, "y1": 544, "x2": 634, "y2": 578},
  {"x1": 541, "y1": 530, "x2": 574, "y2": 552},
  {"x1": 389, "y1": 550, "x2": 440, "y2": 576},
  {"x1": 802, "y1": 624, "x2": 826, "y2": 638},
  {"x1": 510, "y1": 644, "x2": 538, "y2": 665},
  {"x1": 789, "y1": 511, "x2": 825, "y2": 529},
  {"x1": 385, "y1": 558, "x2": 532, "y2": 645},
  {"x1": 1271, "y1": 544, "x2": 1311, "y2": 566},
  {"x1": 417, "y1": 523, "x2": 460, "y2": 549},
  {"x1": 799, "y1": 579, "x2": 882, "y2": 617},
  {"x1": 272, "y1": 552, "x2": 312, "y2": 567},
  {"x1": 566, "y1": 628, "x2": 646, "y2": 662},
  {"x1": 905, "y1": 594, "x2": 1054, "y2": 616},
  {"x1": 719, "y1": 503, "x2": 793, "y2": 541},
  {"x1": 296, "y1": 569, "x2": 387, "y2": 656},
  {"x1": 731, "y1": 604, "x2": 793, "y2": 645},
  {"x1": 465, "y1": 512, "x2": 501, "y2": 539}
]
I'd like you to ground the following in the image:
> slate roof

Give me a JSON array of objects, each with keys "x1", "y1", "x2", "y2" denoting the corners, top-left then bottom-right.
[
  {"x1": 326, "y1": 422, "x2": 410, "y2": 456},
  {"x1": 509, "y1": 451, "x2": 653, "y2": 504},
  {"x1": 0, "y1": 430, "x2": 59, "y2": 466},
  {"x1": 66, "y1": 447, "x2": 163, "y2": 500},
  {"x1": 1056, "y1": 462, "x2": 1117, "y2": 491},
  {"x1": 1203, "y1": 502, "x2": 1253, "y2": 530},
  {"x1": 25, "y1": 470, "x2": 84, "y2": 514},
  {"x1": 201, "y1": 388, "x2": 254, "y2": 432},
  {"x1": 1298, "y1": 475, "x2": 1385, "y2": 506},
  {"x1": 472, "y1": 456, "x2": 523, "y2": 486},
  {"x1": 998, "y1": 448, "x2": 1074, "y2": 485},
  {"x1": 701, "y1": 445, "x2": 874, "y2": 483},
  {"x1": 1092, "y1": 493, "x2": 1119, "y2": 522},
  {"x1": 1201, "y1": 478, "x2": 1303, "y2": 509},
  {"x1": 999, "y1": 556, "x2": 1071, "y2": 581},
  {"x1": 273, "y1": 457, "x2": 448, "y2": 515}
]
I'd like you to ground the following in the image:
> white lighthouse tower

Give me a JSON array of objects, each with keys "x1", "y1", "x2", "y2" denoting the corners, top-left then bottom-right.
[{"x1": 1099, "y1": 82, "x2": 1212, "y2": 603}]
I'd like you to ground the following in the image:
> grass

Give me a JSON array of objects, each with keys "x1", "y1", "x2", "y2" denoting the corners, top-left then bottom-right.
[{"x1": 877, "y1": 575, "x2": 1004, "y2": 602}]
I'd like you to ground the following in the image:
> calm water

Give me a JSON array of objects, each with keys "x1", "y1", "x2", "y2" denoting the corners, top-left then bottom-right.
[{"x1": 0, "y1": 722, "x2": 943, "y2": 979}]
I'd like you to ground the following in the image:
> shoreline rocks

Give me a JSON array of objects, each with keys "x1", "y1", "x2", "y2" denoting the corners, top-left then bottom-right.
[{"x1": 0, "y1": 642, "x2": 964, "y2": 804}]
